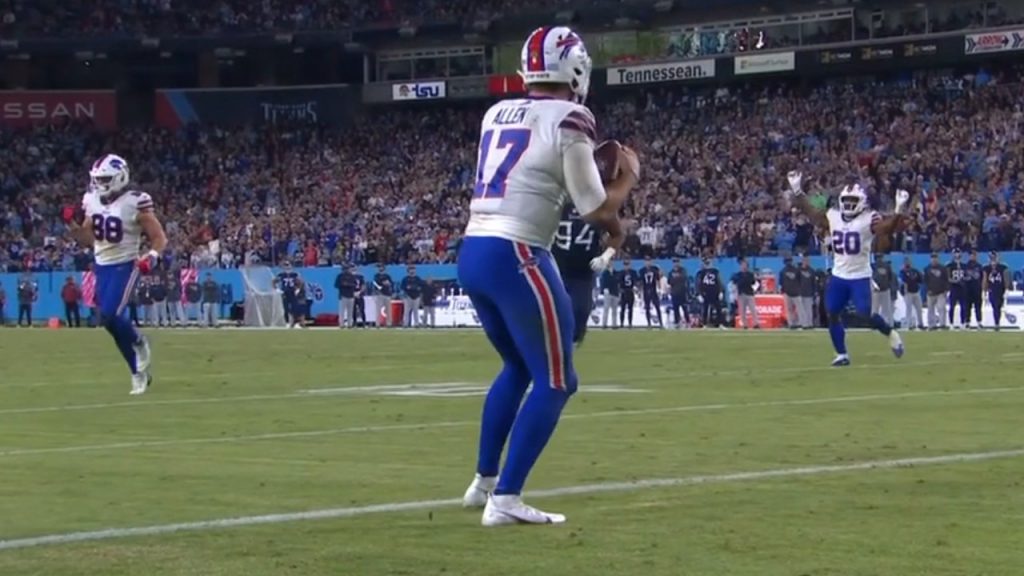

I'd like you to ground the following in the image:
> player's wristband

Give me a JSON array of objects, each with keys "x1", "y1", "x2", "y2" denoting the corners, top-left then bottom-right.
[
  {"x1": 145, "y1": 250, "x2": 159, "y2": 260},
  {"x1": 599, "y1": 248, "x2": 615, "y2": 261}
]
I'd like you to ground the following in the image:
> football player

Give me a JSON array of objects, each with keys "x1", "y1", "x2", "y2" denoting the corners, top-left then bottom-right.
[
  {"x1": 66, "y1": 155, "x2": 167, "y2": 395},
  {"x1": 552, "y1": 204, "x2": 621, "y2": 345},
  {"x1": 640, "y1": 256, "x2": 663, "y2": 328},
  {"x1": 458, "y1": 26, "x2": 639, "y2": 525},
  {"x1": 983, "y1": 251, "x2": 1009, "y2": 331},
  {"x1": 786, "y1": 171, "x2": 905, "y2": 366}
]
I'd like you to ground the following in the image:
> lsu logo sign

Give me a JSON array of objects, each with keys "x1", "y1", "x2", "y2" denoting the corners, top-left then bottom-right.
[{"x1": 392, "y1": 81, "x2": 447, "y2": 101}]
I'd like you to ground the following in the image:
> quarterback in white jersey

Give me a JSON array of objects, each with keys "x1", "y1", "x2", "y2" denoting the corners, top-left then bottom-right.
[
  {"x1": 787, "y1": 171, "x2": 907, "y2": 366},
  {"x1": 458, "y1": 26, "x2": 639, "y2": 527},
  {"x1": 67, "y1": 154, "x2": 168, "y2": 395}
]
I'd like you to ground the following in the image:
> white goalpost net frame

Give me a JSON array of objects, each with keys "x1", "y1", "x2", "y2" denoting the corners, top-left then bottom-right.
[{"x1": 240, "y1": 266, "x2": 288, "y2": 328}]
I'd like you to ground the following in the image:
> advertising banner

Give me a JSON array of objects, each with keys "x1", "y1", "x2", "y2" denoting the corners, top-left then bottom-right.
[
  {"x1": 965, "y1": 28, "x2": 1024, "y2": 54},
  {"x1": 0, "y1": 91, "x2": 117, "y2": 130},
  {"x1": 488, "y1": 74, "x2": 526, "y2": 96},
  {"x1": 391, "y1": 81, "x2": 447, "y2": 101},
  {"x1": 606, "y1": 59, "x2": 715, "y2": 86},
  {"x1": 734, "y1": 295, "x2": 787, "y2": 329},
  {"x1": 734, "y1": 51, "x2": 795, "y2": 75},
  {"x1": 154, "y1": 84, "x2": 353, "y2": 128},
  {"x1": 811, "y1": 38, "x2": 948, "y2": 70}
]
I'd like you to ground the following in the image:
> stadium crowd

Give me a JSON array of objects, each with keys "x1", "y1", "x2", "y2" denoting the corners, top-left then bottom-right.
[
  {"x1": 0, "y1": 63, "x2": 1023, "y2": 273},
  {"x1": 1, "y1": 0, "x2": 1017, "y2": 39}
]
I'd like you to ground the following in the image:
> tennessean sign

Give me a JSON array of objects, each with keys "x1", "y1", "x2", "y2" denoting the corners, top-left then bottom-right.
[{"x1": 607, "y1": 60, "x2": 715, "y2": 86}]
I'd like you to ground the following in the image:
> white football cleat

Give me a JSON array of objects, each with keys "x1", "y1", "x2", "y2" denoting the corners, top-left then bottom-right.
[
  {"x1": 130, "y1": 372, "x2": 151, "y2": 396},
  {"x1": 133, "y1": 335, "x2": 152, "y2": 373},
  {"x1": 889, "y1": 330, "x2": 904, "y2": 358},
  {"x1": 462, "y1": 474, "x2": 496, "y2": 508},
  {"x1": 481, "y1": 494, "x2": 566, "y2": 526}
]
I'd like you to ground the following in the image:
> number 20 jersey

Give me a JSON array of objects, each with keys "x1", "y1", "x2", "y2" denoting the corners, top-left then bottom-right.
[
  {"x1": 82, "y1": 189, "x2": 153, "y2": 265},
  {"x1": 827, "y1": 208, "x2": 879, "y2": 280},
  {"x1": 464, "y1": 98, "x2": 598, "y2": 248}
]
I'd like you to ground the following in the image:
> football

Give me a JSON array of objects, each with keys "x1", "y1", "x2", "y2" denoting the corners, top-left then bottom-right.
[{"x1": 594, "y1": 139, "x2": 622, "y2": 183}]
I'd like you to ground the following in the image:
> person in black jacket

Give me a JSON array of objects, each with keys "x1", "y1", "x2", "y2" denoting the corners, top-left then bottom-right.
[
  {"x1": 421, "y1": 278, "x2": 438, "y2": 328},
  {"x1": 695, "y1": 257, "x2": 723, "y2": 328},
  {"x1": 618, "y1": 259, "x2": 639, "y2": 328}
]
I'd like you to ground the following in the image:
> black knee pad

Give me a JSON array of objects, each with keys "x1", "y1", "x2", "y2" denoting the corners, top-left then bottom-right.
[{"x1": 828, "y1": 313, "x2": 844, "y2": 326}]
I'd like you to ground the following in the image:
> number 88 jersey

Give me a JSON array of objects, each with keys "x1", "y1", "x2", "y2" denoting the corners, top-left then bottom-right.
[
  {"x1": 82, "y1": 189, "x2": 152, "y2": 265},
  {"x1": 826, "y1": 208, "x2": 879, "y2": 280},
  {"x1": 465, "y1": 97, "x2": 599, "y2": 248}
]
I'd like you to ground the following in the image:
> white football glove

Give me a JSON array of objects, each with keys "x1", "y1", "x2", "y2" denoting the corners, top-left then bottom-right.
[
  {"x1": 895, "y1": 189, "x2": 910, "y2": 214},
  {"x1": 787, "y1": 170, "x2": 804, "y2": 196},
  {"x1": 589, "y1": 248, "x2": 615, "y2": 273}
]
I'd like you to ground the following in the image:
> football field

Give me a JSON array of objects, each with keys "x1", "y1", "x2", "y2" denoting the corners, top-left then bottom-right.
[{"x1": 1, "y1": 328, "x2": 1022, "y2": 576}]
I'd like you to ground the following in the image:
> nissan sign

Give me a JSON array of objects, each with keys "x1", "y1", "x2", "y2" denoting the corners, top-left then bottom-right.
[
  {"x1": 0, "y1": 91, "x2": 117, "y2": 130},
  {"x1": 607, "y1": 60, "x2": 715, "y2": 86},
  {"x1": 392, "y1": 81, "x2": 447, "y2": 101}
]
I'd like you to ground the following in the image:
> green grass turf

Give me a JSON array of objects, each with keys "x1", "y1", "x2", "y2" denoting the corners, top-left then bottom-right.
[{"x1": 0, "y1": 328, "x2": 1022, "y2": 576}]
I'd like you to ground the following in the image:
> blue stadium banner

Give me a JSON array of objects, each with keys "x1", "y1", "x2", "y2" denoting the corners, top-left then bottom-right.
[{"x1": 154, "y1": 84, "x2": 356, "y2": 128}]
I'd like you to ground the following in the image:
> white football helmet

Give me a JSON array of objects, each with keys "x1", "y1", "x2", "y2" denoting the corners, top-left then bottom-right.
[
  {"x1": 89, "y1": 154, "x2": 130, "y2": 198},
  {"x1": 519, "y1": 26, "x2": 592, "y2": 103},
  {"x1": 838, "y1": 183, "x2": 867, "y2": 218}
]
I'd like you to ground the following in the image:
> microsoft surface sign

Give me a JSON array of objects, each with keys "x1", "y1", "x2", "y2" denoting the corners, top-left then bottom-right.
[{"x1": 734, "y1": 52, "x2": 796, "y2": 75}]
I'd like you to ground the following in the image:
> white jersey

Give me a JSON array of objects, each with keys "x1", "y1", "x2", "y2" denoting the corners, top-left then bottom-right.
[
  {"x1": 82, "y1": 189, "x2": 153, "y2": 265},
  {"x1": 465, "y1": 98, "x2": 605, "y2": 248},
  {"x1": 827, "y1": 208, "x2": 880, "y2": 280}
]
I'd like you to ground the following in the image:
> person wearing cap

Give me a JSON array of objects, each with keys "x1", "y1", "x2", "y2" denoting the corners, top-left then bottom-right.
[
  {"x1": 372, "y1": 263, "x2": 395, "y2": 328},
  {"x1": 731, "y1": 257, "x2": 760, "y2": 329},
  {"x1": 695, "y1": 256, "x2": 723, "y2": 328},
  {"x1": 983, "y1": 251, "x2": 1010, "y2": 330},
  {"x1": 352, "y1": 265, "x2": 367, "y2": 328},
  {"x1": 871, "y1": 254, "x2": 895, "y2": 326},
  {"x1": 964, "y1": 249, "x2": 984, "y2": 329},
  {"x1": 924, "y1": 252, "x2": 949, "y2": 330},
  {"x1": 899, "y1": 256, "x2": 924, "y2": 330},
  {"x1": 797, "y1": 254, "x2": 817, "y2": 329},
  {"x1": 600, "y1": 266, "x2": 620, "y2": 329},
  {"x1": 335, "y1": 263, "x2": 358, "y2": 328},
  {"x1": 778, "y1": 255, "x2": 801, "y2": 329},
  {"x1": 946, "y1": 249, "x2": 967, "y2": 329},
  {"x1": 400, "y1": 265, "x2": 424, "y2": 328}
]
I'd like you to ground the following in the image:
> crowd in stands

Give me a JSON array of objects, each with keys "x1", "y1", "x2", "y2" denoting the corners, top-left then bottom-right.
[
  {"x1": 1, "y1": 62, "x2": 1023, "y2": 273},
  {"x1": 2, "y1": 0, "x2": 1019, "y2": 38}
]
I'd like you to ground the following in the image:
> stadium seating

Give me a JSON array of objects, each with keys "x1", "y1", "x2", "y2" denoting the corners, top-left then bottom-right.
[{"x1": 0, "y1": 64, "x2": 1022, "y2": 272}]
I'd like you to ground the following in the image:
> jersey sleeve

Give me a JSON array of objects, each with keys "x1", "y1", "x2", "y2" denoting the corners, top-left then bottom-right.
[
  {"x1": 562, "y1": 141, "x2": 607, "y2": 217},
  {"x1": 557, "y1": 105, "x2": 597, "y2": 143},
  {"x1": 133, "y1": 192, "x2": 154, "y2": 213}
]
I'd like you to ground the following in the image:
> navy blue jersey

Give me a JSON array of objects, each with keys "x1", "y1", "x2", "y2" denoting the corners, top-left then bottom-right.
[
  {"x1": 552, "y1": 206, "x2": 601, "y2": 280},
  {"x1": 965, "y1": 261, "x2": 983, "y2": 290},
  {"x1": 618, "y1": 269, "x2": 639, "y2": 296},
  {"x1": 277, "y1": 271, "x2": 300, "y2": 300},
  {"x1": 353, "y1": 275, "x2": 365, "y2": 295},
  {"x1": 987, "y1": 264, "x2": 1008, "y2": 294},
  {"x1": 696, "y1": 268, "x2": 721, "y2": 293},
  {"x1": 947, "y1": 262, "x2": 966, "y2": 288},
  {"x1": 640, "y1": 265, "x2": 661, "y2": 295}
]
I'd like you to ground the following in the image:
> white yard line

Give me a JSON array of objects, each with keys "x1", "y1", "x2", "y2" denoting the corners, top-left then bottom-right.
[
  {"x1": 0, "y1": 359, "x2": 973, "y2": 415},
  {"x1": 0, "y1": 447, "x2": 1020, "y2": 551},
  {"x1": 1, "y1": 385, "x2": 1021, "y2": 457}
]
